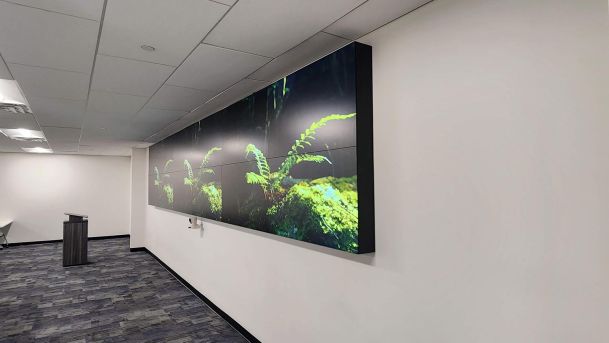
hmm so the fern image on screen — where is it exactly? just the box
[149,42,374,254]
[183,147,222,219]
[242,113,358,251]
[152,160,175,208]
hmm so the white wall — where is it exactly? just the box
[0,153,131,243]
[135,0,609,342]
[130,148,147,248]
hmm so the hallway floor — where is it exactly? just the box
[0,238,248,342]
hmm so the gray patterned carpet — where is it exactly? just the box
[0,238,249,343]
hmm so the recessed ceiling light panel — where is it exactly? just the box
[0,128,46,142]
[0,79,32,114]
[22,147,53,154]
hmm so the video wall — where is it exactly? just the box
[149,42,374,254]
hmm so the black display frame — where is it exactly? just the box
[354,43,375,254]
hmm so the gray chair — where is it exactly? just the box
[0,221,12,247]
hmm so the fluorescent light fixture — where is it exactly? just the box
[0,79,32,114]
[22,147,53,154]
[0,128,46,142]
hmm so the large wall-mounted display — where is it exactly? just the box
[149,42,374,254]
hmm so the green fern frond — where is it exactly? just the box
[277,154,331,181]
[201,183,222,214]
[246,172,268,186]
[163,184,174,205]
[282,77,288,96]
[242,114,354,200]
[245,144,270,179]
[288,113,355,155]
[154,167,161,187]
[163,160,173,172]
[200,147,221,169]
[184,160,194,180]
[200,168,215,175]
[296,154,331,164]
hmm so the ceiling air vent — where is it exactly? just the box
[0,79,32,114]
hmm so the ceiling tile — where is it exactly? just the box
[324,0,431,40]
[178,78,267,129]
[147,85,216,112]
[0,54,11,79]
[91,54,175,97]
[87,90,148,117]
[28,96,86,128]
[82,112,126,129]
[136,108,187,124]
[211,0,236,5]
[203,78,267,113]
[77,140,135,156]
[84,107,184,143]
[0,131,20,152]
[143,78,267,142]
[83,132,142,144]
[79,128,109,143]
[167,44,270,92]
[40,126,81,142]
[249,32,350,82]
[81,111,137,140]
[9,63,89,100]
[0,1,99,73]
[144,120,184,142]
[48,141,79,152]
[3,0,104,21]
[0,146,20,152]
[99,0,227,66]
[0,112,40,130]
[133,108,188,137]
[203,0,365,57]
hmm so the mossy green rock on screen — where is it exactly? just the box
[269,176,358,252]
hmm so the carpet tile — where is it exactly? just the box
[0,238,249,343]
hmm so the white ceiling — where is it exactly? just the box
[167,44,271,92]
[203,0,366,57]
[2,0,105,21]
[0,54,13,79]
[0,0,432,156]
